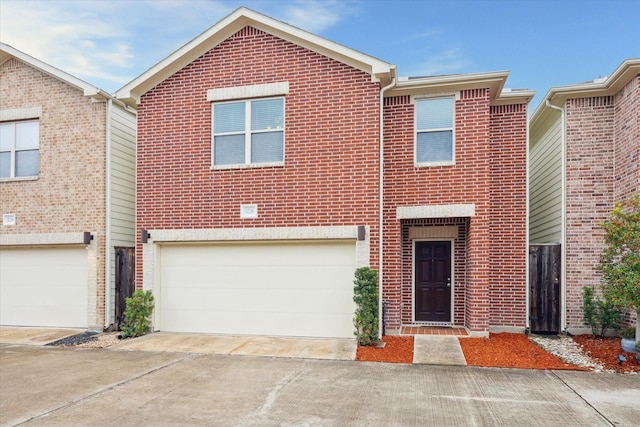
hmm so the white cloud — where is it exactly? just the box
[278,0,353,33]
[0,0,135,88]
[406,48,471,77]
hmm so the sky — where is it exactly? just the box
[1,0,639,113]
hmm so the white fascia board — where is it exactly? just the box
[492,89,536,106]
[115,7,395,107]
[531,58,640,124]
[388,71,509,101]
[0,42,104,99]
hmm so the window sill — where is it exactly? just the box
[0,176,39,183]
[415,161,455,168]
[211,162,284,171]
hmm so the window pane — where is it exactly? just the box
[251,99,283,131]
[417,131,452,163]
[0,152,9,177]
[214,103,245,133]
[15,121,39,150]
[0,124,12,151]
[416,98,453,130]
[251,132,283,163]
[214,134,245,165]
[15,149,39,176]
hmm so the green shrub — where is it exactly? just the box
[620,327,636,339]
[353,267,379,346]
[120,290,155,338]
[582,286,623,336]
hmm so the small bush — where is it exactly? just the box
[583,286,623,336]
[353,267,378,346]
[120,290,155,338]
[620,327,636,339]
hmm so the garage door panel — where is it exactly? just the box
[0,247,88,328]
[160,309,354,338]
[159,241,357,338]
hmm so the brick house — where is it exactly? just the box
[529,58,639,334]
[117,8,532,338]
[0,43,136,331]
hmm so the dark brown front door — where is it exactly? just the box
[415,241,452,322]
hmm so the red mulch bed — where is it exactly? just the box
[573,335,640,373]
[356,332,640,372]
[459,333,586,370]
[356,336,414,363]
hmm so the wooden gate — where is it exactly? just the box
[115,247,135,331]
[529,244,561,334]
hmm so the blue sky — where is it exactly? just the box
[1,0,638,112]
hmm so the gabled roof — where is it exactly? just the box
[0,42,108,100]
[116,7,396,107]
[388,71,535,106]
[531,58,640,127]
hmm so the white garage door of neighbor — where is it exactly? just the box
[0,246,88,328]
[158,240,357,338]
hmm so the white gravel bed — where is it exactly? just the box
[529,334,607,372]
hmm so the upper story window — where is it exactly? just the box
[415,97,455,166]
[0,120,40,179]
[212,97,284,167]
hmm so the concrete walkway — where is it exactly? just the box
[0,327,467,365]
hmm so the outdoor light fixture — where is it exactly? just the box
[141,229,150,243]
[357,225,366,241]
[83,232,94,245]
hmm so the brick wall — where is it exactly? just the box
[136,27,381,284]
[564,96,615,330]
[382,90,527,332]
[613,75,639,201]
[489,104,528,327]
[0,58,107,324]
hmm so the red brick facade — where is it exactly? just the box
[381,91,528,333]
[134,23,530,335]
[136,27,381,283]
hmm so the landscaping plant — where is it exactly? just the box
[353,267,379,346]
[120,290,155,338]
[599,193,640,343]
[582,286,623,337]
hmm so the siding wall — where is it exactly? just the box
[107,102,136,324]
[529,110,563,243]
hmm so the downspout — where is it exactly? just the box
[104,98,113,330]
[546,100,566,333]
[379,77,396,340]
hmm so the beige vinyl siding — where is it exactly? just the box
[530,111,562,243]
[107,103,136,323]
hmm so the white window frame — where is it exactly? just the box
[211,97,285,169]
[0,119,40,180]
[414,96,455,167]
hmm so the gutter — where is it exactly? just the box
[546,100,566,333]
[379,77,396,340]
[104,98,113,330]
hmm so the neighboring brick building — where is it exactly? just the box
[0,43,136,331]
[117,8,532,338]
[530,58,639,334]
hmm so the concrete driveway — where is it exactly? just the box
[2,344,639,426]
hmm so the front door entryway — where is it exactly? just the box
[415,241,452,322]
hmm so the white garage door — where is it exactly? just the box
[158,240,357,338]
[0,246,88,328]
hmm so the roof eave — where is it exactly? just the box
[531,58,640,124]
[0,42,106,100]
[387,71,509,100]
[115,7,395,107]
